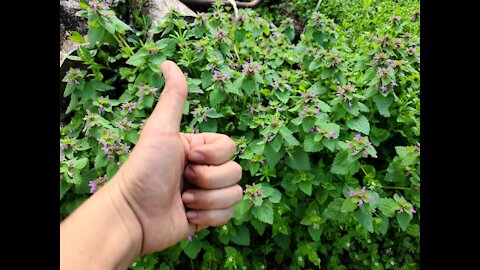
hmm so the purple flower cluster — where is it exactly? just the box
[97,130,131,159]
[65,68,82,85]
[348,186,375,206]
[120,100,138,114]
[88,174,108,194]
[188,233,199,242]
[348,134,373,158]
[114,117,133,131]
[243,182,265,207]
[215,28,228,43]
[137,85,159,100]
[212,69,231,83]
[88,0,109,14]
[242,57,260,75]
[192,104,208,123]
[336,83,356,108]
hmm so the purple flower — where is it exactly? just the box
[259,160,265,165]
[358,199,364,206]
[284,84,291,89]
[88,181,97,193]
[311,126,320,133]
[328,131,336,138]
[381,84,388,93]
[377,67,384,77]
[258,189,263,194]
[248,196,252,202]
[349,190,356,196]
[349,101,353,108]
[366,141,372,146]
[398,208,404,213]
[303,106,308,111]
[411,209,416,214]
[368,196,375,201]
[314,108,320,114]
[188,235,193,241]
[354,134,361,140]
[361,186,366,193]
[99,2,109,9]
[68,172,74,178]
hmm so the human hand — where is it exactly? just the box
[112,60,243,255]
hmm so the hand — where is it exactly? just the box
[113,60,243,255]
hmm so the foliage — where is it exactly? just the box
[60,0,420,268]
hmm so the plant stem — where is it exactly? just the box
[381,185,411,190]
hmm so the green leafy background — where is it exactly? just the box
[60,0,420,269]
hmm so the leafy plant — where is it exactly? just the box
[60,0,420,268]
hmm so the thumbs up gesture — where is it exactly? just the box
[115,60,243,255]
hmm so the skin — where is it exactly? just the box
[60,61,243,269]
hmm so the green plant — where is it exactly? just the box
[60,0,420,268]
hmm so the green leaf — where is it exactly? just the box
[88,80,115,92]
[321,68,334,79]
[330,150,360,175]
[126,131,140,144]
[341,197,357,213]
[323,198,349,223]
[69,31,85,43]
[66,94,78,114]
[396,211,412,231]
[346,114,370,135]
[355,207,373,232]
[360,67,377,83]
[395,146,420,167]
[286,148,311,171]
[373,94,394,117]
[273,234,291,250]
[298,181,312,196]
[209,88,226,106]
[279,126,300,146]
[285,27,295,41]
[64,83,75,97]
[233,199,251,219]
[308,226,322,241]
[304,133,324,153]
[309,60,321,71]
[242,78,256,96]
[251,217,267,235]
[252,201,274,224]
[268,188,282,203]
[264,143,284,168]
[271,135,282,152]
[384,158,407,183]
[75,158,89,170]
[78,46,92,62]
[205,110,223,118]
[184,239,202,259]
[231,225,250,246]
[60,181,70,200]
[126,48,149,67]
[313,31,326,44]
[377,198,401,217]
[88,26,105,45]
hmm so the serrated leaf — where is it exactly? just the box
[242,78,256,96]
[264,143,284,168]
[395,146,420,167]
[330,150,360,175]
[209,88,226,106]
[286,148,311,171]
[88,26,105,45]
[355,208,373,232]
[273,234,291,250]
[126,48,149,67]
[304,133,324,152]
[279,126,300,146]
[126,131,140,144]
[234,199,251,219]
[184,239,202,259]
[231,225,250,246]
[66,94,78,114]
[69,31,85,43]
[75,158,89,170]
[396,211,412,231]
[360,67,377,83]
[308,226,322,241]
[373,94,394,117]
[321,68,334,79]
[384,158,407,183]
[251,217,266,235]
[205,110,223,118]
[341,197,357,213]
[298,181,312,195]
[323,198,349,223]
[252,201,274,224]
[268,188,282,203]
[309,60,321,71]
[377,198,401,217]
[346,114,370,135]
[60,181,70,200]
[271,135,282,152]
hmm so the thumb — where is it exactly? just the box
[148,60,188,134]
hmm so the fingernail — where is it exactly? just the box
[186,211,198,219]
[182,192,195,203]
[184,165,195,179]
[189,151,204,162]
[161,61,171,79]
